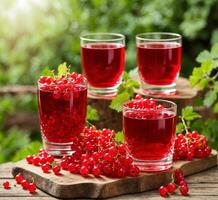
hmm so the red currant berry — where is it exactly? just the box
[52,165,61,175]
[167,182,176,193]
[179,184,189,196]
[15,173,24,184]
[46,155,55,164]
[21,180,30,190]
[26,155,34,164]
[159,185,168,197]
[32,156,40,166]
[92,165,101,177]
[128,165,140,177]
[80,165,89,176]
[28,183,37,193]
[3,181,10,189]
[41,164,51,173]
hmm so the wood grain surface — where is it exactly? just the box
[11,150,217,199]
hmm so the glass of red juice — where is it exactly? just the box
[80,33,125,97]
[37,73,87,156]
[136,32,182,95]
[123,96,177,172]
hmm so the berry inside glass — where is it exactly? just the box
[38,73,87,156]
[80,33,125,97]
[123,95,177,172]
[136,32,182,95]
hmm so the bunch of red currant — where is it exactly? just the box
[173,131,212,161]
[159,169,189,197]
[2,174,36,193]
[61,126,139,177]
[26,149,61,175]
[25,127,140,178]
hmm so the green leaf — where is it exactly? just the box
[203,90,217,107]
[211,43,218,59]
[115,131,124,143]
[189,67,203,87]
[57,62,68,77]
[126,79,140,90]
[86,105,99,121]
[213,103,218,113]
[176,122,184,133]
[194,96,204,106]
[196,50,211,63]
[123,71,130,81]
[181,106,201,121]
[12,141,42,161]
[109,92,131,112]
[198,79,209,90]
[41,67,54,77]
[201,60,213,74]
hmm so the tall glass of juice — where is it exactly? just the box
[37,72,87,156]
[123,96,177,172]
[80,33,125,98]
[136,32,182,95]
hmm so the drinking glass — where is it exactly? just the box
[136,32,182,95]
[123,99,177,172]
[80,33,125,97]
[37,75,87,156]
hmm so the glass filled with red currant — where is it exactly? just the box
[37,72,87,156]
[123,95,177,172]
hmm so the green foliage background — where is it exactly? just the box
[0,0,218,163]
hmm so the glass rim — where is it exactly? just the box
[136,32,182,42]
[123,98,177,112]
[80,33,125,42]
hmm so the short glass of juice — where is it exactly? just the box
[123,96,177,172]
[37,72,87,156]
[80,33,125,98]
[136,32,182,95]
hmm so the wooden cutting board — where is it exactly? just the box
[12,150,217,199]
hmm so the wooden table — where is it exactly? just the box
[1,162,218,200]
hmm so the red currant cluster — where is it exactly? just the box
[125,95,163,110]
[26,149,61,175]
[38,72,86,100]
[124,95,166,119]
[60,126,140,177]
[159,169,189,197]
[173,131,212,161]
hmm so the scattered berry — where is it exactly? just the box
[159,186,168,197]
[3,181,10,189]
[167,182,176,193]
[15,173,24,184]
[179,184,189,196]
[52,165,61,175]
[21,180,30,190]
[28,183,37,193]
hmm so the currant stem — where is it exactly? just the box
[86,120,95,127]
[180,116,189,135]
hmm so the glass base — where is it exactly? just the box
[88,84,120,98]
[43,141,73,157]
[133,156,173,172]
[142,82,176,96]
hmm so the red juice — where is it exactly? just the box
[137,42,182,85]
[38,86,87,144]
[123,111,176,160]
[81,43,125,88]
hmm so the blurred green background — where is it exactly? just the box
[0,0,218,163]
